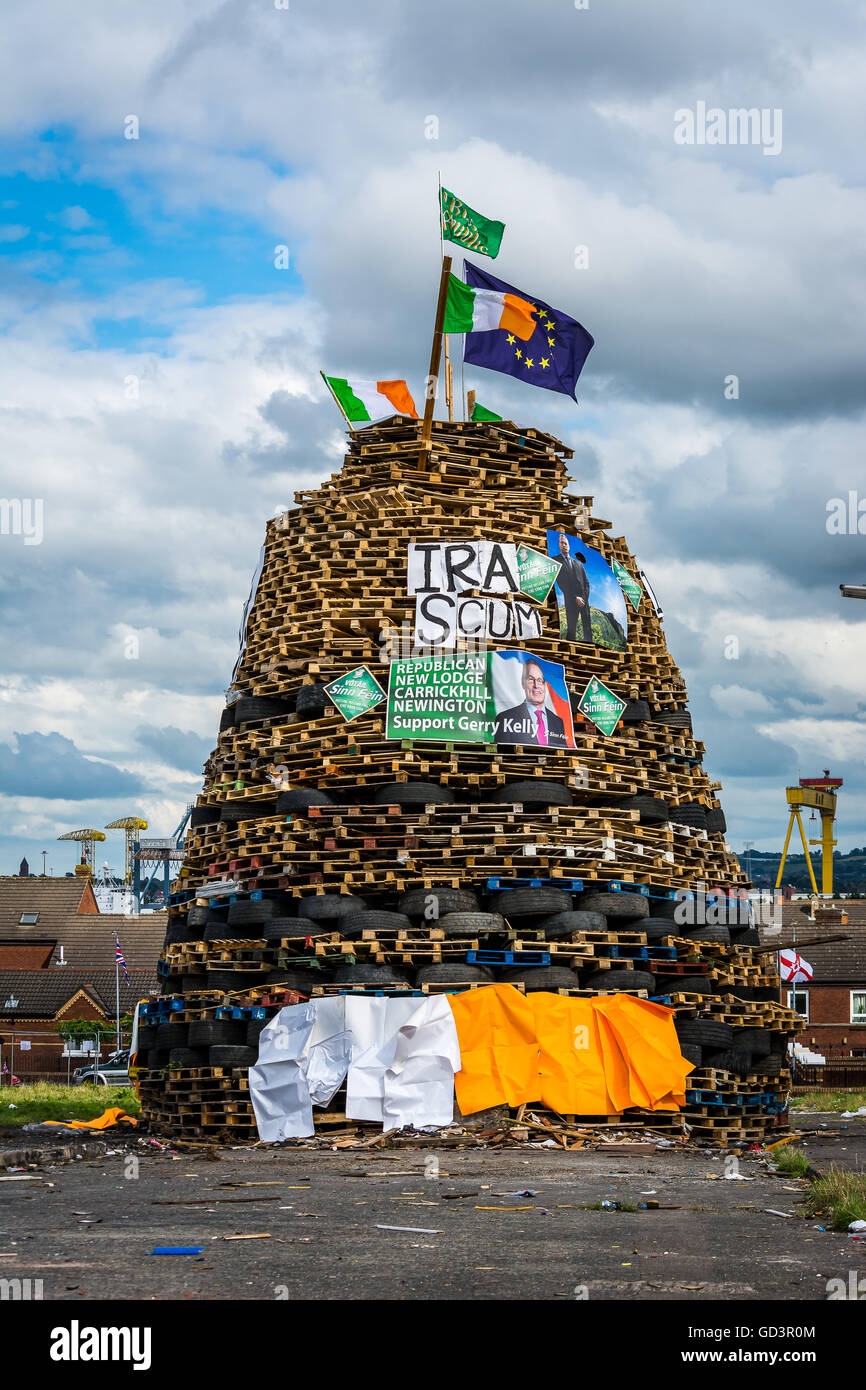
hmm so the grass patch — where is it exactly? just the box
[769,1146,811,1178]
[0,1081,140,1128]
[805,1168,866,1232]
[790,1090,866,1114]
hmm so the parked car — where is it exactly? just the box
[72,1051,131,1086]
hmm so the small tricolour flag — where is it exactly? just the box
[115,935,130,986]
[440,187,504,258]
[322,375,418,425]
[779,948,813,984]
[443,273,536,341]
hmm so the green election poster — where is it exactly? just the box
[516,544,561,604]
[386,653,496,743]
[576,675,626,737]
[611,558,643,612]
[324,665,386,722]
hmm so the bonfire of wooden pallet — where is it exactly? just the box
[138,417,801,1144]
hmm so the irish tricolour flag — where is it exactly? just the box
[443,273,536,341]
[323,375,418,424]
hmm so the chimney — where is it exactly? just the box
[18,857,29,877]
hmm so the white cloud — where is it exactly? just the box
[709,684,775,716]
[760,717,866,765]
[57,205,94,231]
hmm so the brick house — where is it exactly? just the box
[0,877,165,1081]
[762,902,866,1059]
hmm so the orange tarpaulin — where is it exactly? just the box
[448,984,539,1114]
[448,984,693,1116]
[594,994,691,1112]
[527,993,611,1115]
[43,1108,138,1131]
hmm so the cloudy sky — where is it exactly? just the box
[1,0,864,877]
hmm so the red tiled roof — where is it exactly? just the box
[0,876,97,929]
[0,970,158,1019]
[0,877,166,973]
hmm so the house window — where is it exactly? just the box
[18,912,38,925]
[787,989,809,1020]
[851,991,866,1025]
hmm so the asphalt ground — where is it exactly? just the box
[0,1114,863,1304]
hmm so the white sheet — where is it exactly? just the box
[344,996,425,1122]
[383,995,462,1131]
[248,995,462,1139]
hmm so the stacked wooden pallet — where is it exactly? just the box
[140,417,792,1144]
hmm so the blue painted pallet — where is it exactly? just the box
[607,944,678,961]
[468,949,550,966]
[603,881,651,897]
[168,890,196,906]
[485,877,584,891]
[686,1089,777,1105]
[141,998,184,1019]
[215,1004,269,1021]
[686,1092,770,1109]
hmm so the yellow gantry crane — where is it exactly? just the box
[105,817,149,884]
[57,828,107,877]
[775,770,843,898]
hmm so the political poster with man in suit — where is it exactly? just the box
[490,649,575,749]
[546,531,628,652]
[385,649,575,749]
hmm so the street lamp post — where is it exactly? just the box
[3,996,19,1085]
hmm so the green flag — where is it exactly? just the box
[440,187,504,258]
[470,402,502,422]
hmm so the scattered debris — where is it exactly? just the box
[375,1225,442,1234]
[149,1246,206,1255]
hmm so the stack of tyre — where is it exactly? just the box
[162,878,759,1000]
[673,1020,790,1080]
[190,760,730,835]
[136,1015,266,1073]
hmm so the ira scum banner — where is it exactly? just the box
[407,539,555,649]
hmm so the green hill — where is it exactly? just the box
[746,848,866,896]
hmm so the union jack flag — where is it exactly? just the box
[115,936,130,985]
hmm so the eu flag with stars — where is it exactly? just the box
[463,262,594,400]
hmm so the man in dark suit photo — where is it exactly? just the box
[555,532,593,642]
[493,660,569,747]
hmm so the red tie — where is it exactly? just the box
[535,709,547,745]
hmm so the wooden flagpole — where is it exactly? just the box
[467,389,476,420]
[319,370,356,432]
[420,254,452,452]
[438,173,454,421]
